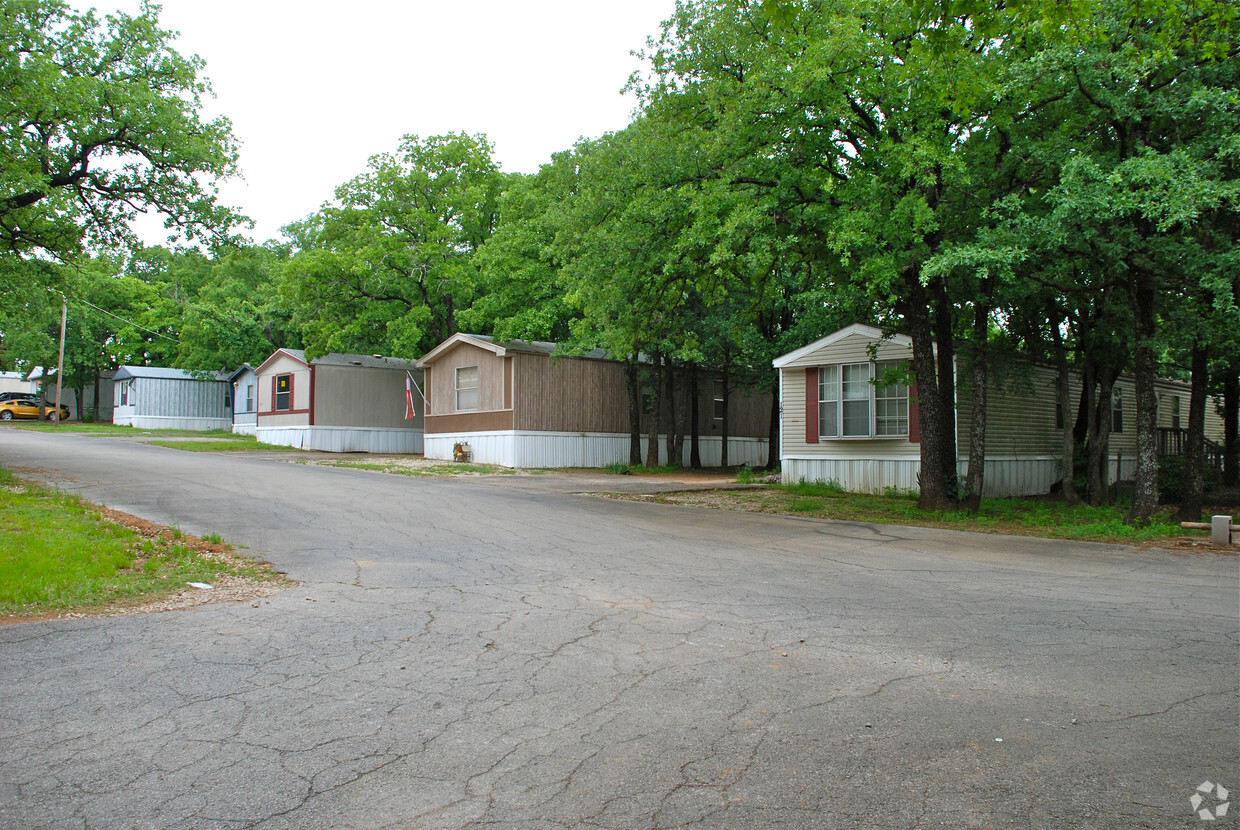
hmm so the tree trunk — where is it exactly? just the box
[766,387,779,472]
[1175,343,1209,522]
[932,278,959,500]
[1056,354,1080,504]
[626,359,642,466]
[1083,364,1111,506]
[665,357,682,467]
[689,362,702,470]
[1225,366,1238,487]
[1125,270,1159,525]
[645,355,661,468]
[901,276,955,512]
[720,365,731,470]
[961,292,991,512]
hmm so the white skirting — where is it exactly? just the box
[232,423,257,436]
[424,430,768,469]
[782,453,1134,498]
[113,414,232,431]
[255,425,424,454]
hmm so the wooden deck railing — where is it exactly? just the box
[1156,427,1224,470]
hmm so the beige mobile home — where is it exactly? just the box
[415,333,770,468]
[774,324,1225,497]
[254,349,424,453]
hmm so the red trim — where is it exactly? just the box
[908,382,921,443]
[309,365,316,426]
[805,367,819,444]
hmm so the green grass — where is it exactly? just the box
[0,468,283,617]
[10,422,239,437]
[619,476,1219,545]
[725,480,1206,543]
[603,462,683,475]
[147,435,302,452]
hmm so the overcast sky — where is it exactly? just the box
[87,0,678,245]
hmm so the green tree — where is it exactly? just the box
[0,0,242,263]
[282,133,502,359]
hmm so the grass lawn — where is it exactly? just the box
[0,468,287,619]
[621,477,1229,547]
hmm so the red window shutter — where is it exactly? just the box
[805,367,819,444]
[908,382,921,443]
[271,375,278,412]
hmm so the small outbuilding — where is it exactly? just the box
[253,349,424,453]
[415,333,770,468]
[773,323,1226,497]
[111,366,231,430]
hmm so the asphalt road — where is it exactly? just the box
[0,429,1237,829]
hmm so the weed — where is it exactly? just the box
[735,465,758,485]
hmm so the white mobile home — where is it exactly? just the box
[773,323,1224,497]
[112,366,231,430]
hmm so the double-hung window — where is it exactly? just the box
[817,361,909,439]
[274,374,291,411]
[456,366,479,411]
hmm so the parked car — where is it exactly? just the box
[0,398,69,421]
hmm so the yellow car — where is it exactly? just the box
[0,397,70,421]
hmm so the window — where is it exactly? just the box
[817,361,909,440]
[1111,389,1123,434]
[818,365,838,437]
[841,363,871,437]
[874,362,908,436]
[1171,395,1181,429]
[120,381,130,406]
[713,382,725,421]
[456,366,479,411]
[275,374,291,411]
[245,383,254,413]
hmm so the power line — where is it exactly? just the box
[69,295,182,344]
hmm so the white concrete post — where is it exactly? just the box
[1212,515,1232,546]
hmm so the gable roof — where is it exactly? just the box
[255,348,309,374]
[415,333,607,368]
[113,366,228,382]
[772,324,913,369]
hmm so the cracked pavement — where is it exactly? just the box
[1,430,1237,829]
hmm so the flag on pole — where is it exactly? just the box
[405,375,416,419]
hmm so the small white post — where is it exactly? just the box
[1212,515,1232,546]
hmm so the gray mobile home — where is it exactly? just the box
[112,366,231,430]
[253,349,424,453]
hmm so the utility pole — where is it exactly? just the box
[54,294,66,424]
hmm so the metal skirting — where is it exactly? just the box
[113,414,232,431]
[424,431,768,469]
[255,426,424,454]
[783,454,1135,497]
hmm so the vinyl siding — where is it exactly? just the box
[779,332,919,460]
[512,353,629,433]
[428,343,507,415]
[311,364,423,430]
[257,353,311,426]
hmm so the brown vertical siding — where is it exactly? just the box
[512,353,631,432]
[430,343,507,414]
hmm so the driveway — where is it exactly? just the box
[0,429,1236,829]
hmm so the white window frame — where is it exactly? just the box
[456,366,479,412]
[817,361,909,440]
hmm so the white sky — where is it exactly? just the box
[86,1,678,245]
